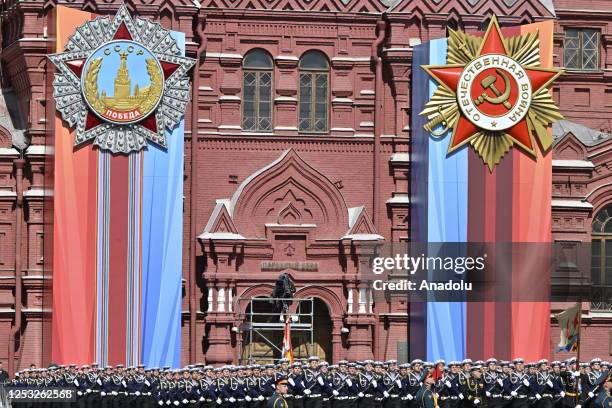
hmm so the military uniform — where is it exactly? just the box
[268,392,289,408]
[416,384,436,408]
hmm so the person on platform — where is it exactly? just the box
[268,377,289,408]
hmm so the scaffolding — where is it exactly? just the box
[240,297,314,365]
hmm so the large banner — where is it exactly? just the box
[50,6,193,367]
[410,18,560,361]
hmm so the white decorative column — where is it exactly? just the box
[218,287,226,312]
[207,288,214,312]
[228,288,233,312]
[358,287,367,314]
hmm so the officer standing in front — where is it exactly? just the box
[268,377,290,408]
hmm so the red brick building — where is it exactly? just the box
[0,0,610,372]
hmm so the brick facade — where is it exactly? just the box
[0,0,610,372]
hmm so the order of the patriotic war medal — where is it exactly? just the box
[420,16,563,170]
[48,5,195,154]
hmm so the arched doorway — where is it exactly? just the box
[291,298,333,362]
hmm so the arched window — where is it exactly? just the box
[242,49,273,132]
[592,204,612,311]
[298,51,329,133]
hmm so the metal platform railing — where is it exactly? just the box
[240,297,314,364]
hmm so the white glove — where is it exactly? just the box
[407,394,413,401]
[289,378,296,387]
[383,391,389,398]
[174,401,180,406]
[216,398,222,404]
[77,391,83,396]
[318,376,324,386]
[97,379,103,386]
[474,399,480,405]
[372,380,378,388]
[166,401,171,406]
[588,392,594,399]
[346,379,353,387]
[573,372,580,378]
[536,394,542,400]
[396,379,402,388]
[445,381,452,388]
[523,379,530,387]
[560,391,565,398]
[182,399,189,404]
[258,396,265,401]
[112,391,118,396]
[497,379,504,387]
[158,401,164,406]
[486,391,491,397]
[459,393,464,400]
[547,380,553,388]
[358,392,364,398]
[511,391,517,397]
[332,390,339,397]
[576,405,581,408]
[200,397,205,402]
[101,391,107,397]
[86,389,91,393]
[229,397,236,403]
[304,389,311,395]
[245,396,252,402]
[136,391,141,396]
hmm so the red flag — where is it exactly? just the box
[281,316,294,363]
[432,365,443,381]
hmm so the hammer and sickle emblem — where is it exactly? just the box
[474,68,512,110]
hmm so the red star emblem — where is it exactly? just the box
[421,16,563,170]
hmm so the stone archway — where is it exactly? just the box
[290,297,333,362]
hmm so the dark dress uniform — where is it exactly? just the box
[268,392,289,408]
[591,390,611,408]
[303,369,323,408]
[505,371,530,408]
[439,373,462,408]
[484,370,506,408]
[416,385,436,408]
[382,371,402,408]
[461,374,483,408]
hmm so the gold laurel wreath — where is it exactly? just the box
[421,29,563,170]
[83,56,163,118]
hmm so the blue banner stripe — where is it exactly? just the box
[409,41,431,361]
[425,38,467,362]
[140,31,185,368]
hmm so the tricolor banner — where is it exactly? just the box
[410,18,559,361]
[50,6,192,368]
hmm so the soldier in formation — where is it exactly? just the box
[2,357,610,408]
